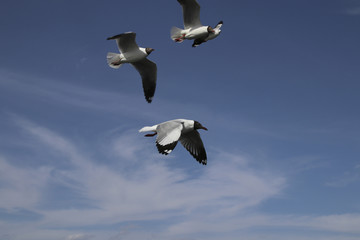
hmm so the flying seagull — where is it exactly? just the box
[107,32,157,103]
[139,119,208,165]
[171,0,223,47]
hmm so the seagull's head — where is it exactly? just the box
[207,26,215,33]
[194,121,208,131]
[145,48,155,55]
[215,21,223,33]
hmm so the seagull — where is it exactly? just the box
[107,32,157,103]
[192,21,223,47]
[139,119,208,165]
[170,0,223,47]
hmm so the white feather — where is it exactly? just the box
[158,127,182,146]
[139,126,157,132]
[171,26,186,42]
[106,52,122,69]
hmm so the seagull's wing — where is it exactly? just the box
[107,32,139,53]
[131,58,157,103]
[180,130,207,165]
[156,121,183,155]
[178,0,202,29]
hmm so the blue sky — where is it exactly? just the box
[1,0,360,239]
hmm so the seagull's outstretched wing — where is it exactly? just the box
[178,0,202,29]
[180,130,207,165]
[156,121,183,155]
[107,32,138,53]
[131,58,157,103]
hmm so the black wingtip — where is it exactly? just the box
[156,141,178,155]
[197,150,207,165]
[146,97,153,103]
[106,35,118,40]
[199,158,207,165]
[218,20,223,24]
[144,91,154,103]
[106,33,125,40]
[191,152,207,166]
[196,158,207,165]
[107,32,135,40]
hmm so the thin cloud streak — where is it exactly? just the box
[0,69,290,138]
[0,156,51,209]
[2,69,343,145]
[344,7,360,15]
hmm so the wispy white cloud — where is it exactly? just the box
[0,70,145,115]
[66,233,94,240]
[309,214,360,233]
[1,108,359,240]
[164,213,360,239]
[110,130,151,161]
[0,116,287,239]
[325,164,360,187]
[3,117,360,240]
[344,7,360,15]
[0,69,290,139]
[0,156,51,209]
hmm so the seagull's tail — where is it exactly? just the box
[139,126,156,133]
[107,52,123,69]
[171,26,185,43]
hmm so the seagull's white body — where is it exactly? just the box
[171,26,210,41]
[112,47,148,65]
[139,119,208,165]
[106,32,157,103]
[171,0,223,47]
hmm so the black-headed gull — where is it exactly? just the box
[107,32,157,103]
[171,0,223,47]
[139,119,208,165]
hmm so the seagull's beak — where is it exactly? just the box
[146,48,155,55]
[202,126,208,131]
